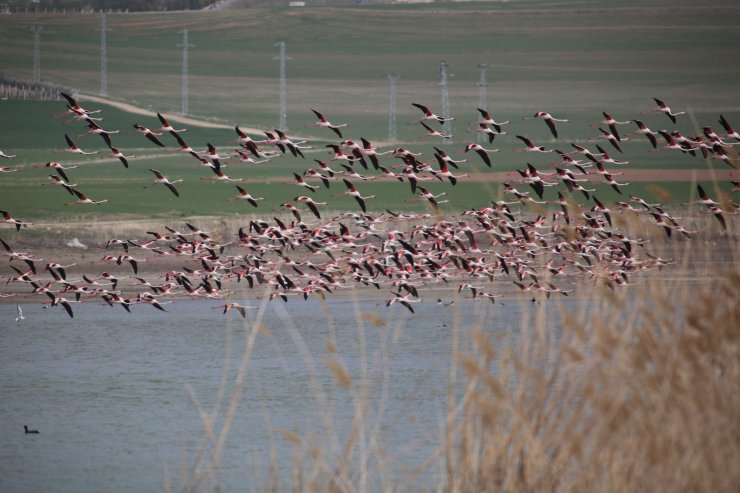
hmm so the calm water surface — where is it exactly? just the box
[0,295,569,492]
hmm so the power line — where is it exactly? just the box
[97,13,111,97]
[274,41,290,131]
[387,73,399,142]
[177,29,194,116]
[477,63,489,142]
[31,25,43,84]
[439,61,452,143]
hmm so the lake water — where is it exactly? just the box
[0,294,575,492]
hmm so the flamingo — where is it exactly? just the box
[434,161,469,186]
[419,121,452,139]
[464,143,498,167]
[708,143,738,169]
[326,144,355,163]
[56,134,98,155]
[642,97,686,124]
[591,127,625,153]
[432,146,467,169]
[35,161,78,183]
[202,160,243,182]
[411,103,453,124]
[294,195,326,219]
[342,179,375,213]
[293,172,319,193]
[275,129,307,158]
[213,302,251,318]
[473,123,505,143]
[108,146,133,168]
[525,111,569,138]
[416,186,448,211]
[46,174,77,195]
[307,109,347,138]
[514,135,553,153]
[0,165,18,173]
[132,124,165,147]
[0,149,17,159]
[631,120,658,148]
[475,108,510,132]
[65,189,109,206]
[1,210,31,230]
[78,119,119,147]
[229,185,264,207]
[157,112,187,134]
[602,173,629,194]
[385,291,422,313]
[148,169,182,197]
[718,114,740,142]
[302,168,331,188]
[169,133,202,160]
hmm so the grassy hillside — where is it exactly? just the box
[1,1,739,220]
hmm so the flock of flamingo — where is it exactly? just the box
[0,93,738,318]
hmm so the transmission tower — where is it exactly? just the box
[274,41,289,131]
[439,61,452,143]
[178,29,194,116]
[31,25,43,83]
[477,63,489,142]
[386,73,399,142]
[98,13,111,97]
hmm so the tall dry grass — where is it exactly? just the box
[175,230,739,493]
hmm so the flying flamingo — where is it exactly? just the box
[342,179,375,213]
[306,109,347,138]
[473,123,505,143]
[641,97,686,124]
[475,108,510,132]
[632,120,658,148]
[591,112,630,141]
[293,172,319,193]
[514,135,553,153]
[719,115,740,142]
[228,185,264,207]
[46,174,77,195]
[411,103,453,124]
[213,302,252,318]
[77,119,119,147]
[590,127,625,153]
[132,124,165,147]
[464,143,498,167]
[65,189,109,206]
[56,134,98,155]
[36,161,78,183]
[524,111,569,138]
[202,161,243,182]
[107,146,133,168]
[1,210,31,230]
[157,112,187,135]
[147,169,183,197]
[294,195,326,219]
[419,121,452,139]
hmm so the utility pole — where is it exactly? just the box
[386,73,399,142]
[98,13,111,97]
[439,61,452,143]
[274,41,289,131]
[477,63,489,142]
[177,29,194,116]
[31,25,43,84]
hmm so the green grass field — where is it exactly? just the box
[1,1,739,220]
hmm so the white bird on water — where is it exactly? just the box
[15,305,25,322]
